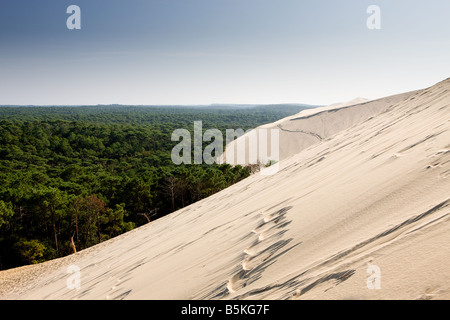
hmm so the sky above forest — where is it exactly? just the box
[1,0,450,105]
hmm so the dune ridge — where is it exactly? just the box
[219,90,420,165]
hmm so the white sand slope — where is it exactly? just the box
[1,78,450,300]
[218,92,419,165]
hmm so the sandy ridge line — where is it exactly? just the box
[276,124,323,141]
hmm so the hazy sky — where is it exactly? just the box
[1,0,450,105]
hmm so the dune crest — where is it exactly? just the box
[219,91,420,166]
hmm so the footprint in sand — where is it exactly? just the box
[226,206,293,293]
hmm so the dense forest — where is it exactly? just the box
[0,104,313,269]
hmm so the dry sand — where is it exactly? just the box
[218,91,420,165]
[1,78,449,300]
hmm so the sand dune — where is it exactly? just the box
[219,91,419,165]
[1,78,449,300]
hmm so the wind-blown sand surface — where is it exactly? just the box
[1,78,449,300]
[218,92,419,165]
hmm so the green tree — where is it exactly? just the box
[33,187,69,257]
[14,239,46,265]
[0,200,14,228]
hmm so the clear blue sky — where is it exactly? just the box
[1,0,449,105]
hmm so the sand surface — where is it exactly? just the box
[219,92,420,165]
[1,79,449,300]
